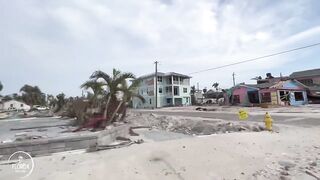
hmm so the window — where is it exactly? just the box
[174,87,179,95]
[173,76,179,81]
[261,92,271,103]
[149,99,152,104]
[166,98,171,104]
[180,77,183,82]
[294,92,304,101]
[159,87,162,93]
[20,104,24,107]
[157,76,162,82]
[183,88,187,93]
[233,95,240,104]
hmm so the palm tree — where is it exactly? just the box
[80,80,105,109]
[110,79,145,122]
[89,69,136,121]
[212,82,219,91]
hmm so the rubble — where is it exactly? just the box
[127,113,266,136]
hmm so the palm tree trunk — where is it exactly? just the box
[103,95,111,119]
[120,106,127,121]
[110,101,123,123]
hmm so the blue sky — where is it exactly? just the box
[0,0,320,96]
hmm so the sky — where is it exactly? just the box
[1,0,320,96]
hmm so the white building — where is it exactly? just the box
[132,72,192,108]
[1,100,31,111]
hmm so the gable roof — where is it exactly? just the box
[290,68,320,78]
[245,82,276,89]
[270,79,307,90]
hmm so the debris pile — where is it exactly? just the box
[127,113,265,136]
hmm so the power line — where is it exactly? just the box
[189,42,320,75]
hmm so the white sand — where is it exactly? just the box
[1,124,319,180]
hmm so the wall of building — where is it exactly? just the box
[232,86,248,105]
[288,91,308,106]
[2,100,30,111]
[132,75,191,108]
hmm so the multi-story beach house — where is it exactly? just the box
[132,72,192,108]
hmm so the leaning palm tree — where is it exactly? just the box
[89,69,136,122]
[109,79,145,122]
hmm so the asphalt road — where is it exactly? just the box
[133,110,320,127]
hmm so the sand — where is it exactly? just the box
[1,122,319,180]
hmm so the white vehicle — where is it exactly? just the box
[32,105,49,111]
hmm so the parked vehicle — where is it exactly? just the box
[32,105,49,111]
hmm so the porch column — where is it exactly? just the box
[172,75,175,106]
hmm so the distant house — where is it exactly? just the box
[290,68,320,102]
[230,84,260,106]
[132,72,192,108]
[229,80,308,106]
[258,80,308,106]
[1,100,31,111]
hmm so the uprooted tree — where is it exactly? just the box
[74,68,145,130]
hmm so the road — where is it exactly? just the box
[132,109,320,127]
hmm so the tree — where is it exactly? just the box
[80,80,105,109]
[212,82,220,91]
[203,87,207,94]
[190,85,196,95]
[20,85,46,106]
[56,93,66,107]
[89,69,135,122]
[47,94,57,108]
[110,79,145,122]
[0,81,3,92]
[190,85,196,105]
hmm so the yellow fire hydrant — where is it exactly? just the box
[264,112,273,131]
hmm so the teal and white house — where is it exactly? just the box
[132,72,192,108]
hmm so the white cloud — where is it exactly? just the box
[0,0,320,95]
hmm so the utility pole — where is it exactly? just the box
[154,61,158,108]
[232,72,236,87]
[197,82,199,91]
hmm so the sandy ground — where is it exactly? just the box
[1,122,319,180]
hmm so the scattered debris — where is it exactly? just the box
[305,170,320,179]
[87,139,144,152]
[127,113,266,136]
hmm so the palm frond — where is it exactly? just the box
[90,70,111,82]
[132,94,146,103]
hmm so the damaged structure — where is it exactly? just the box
[229,79,308,106]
